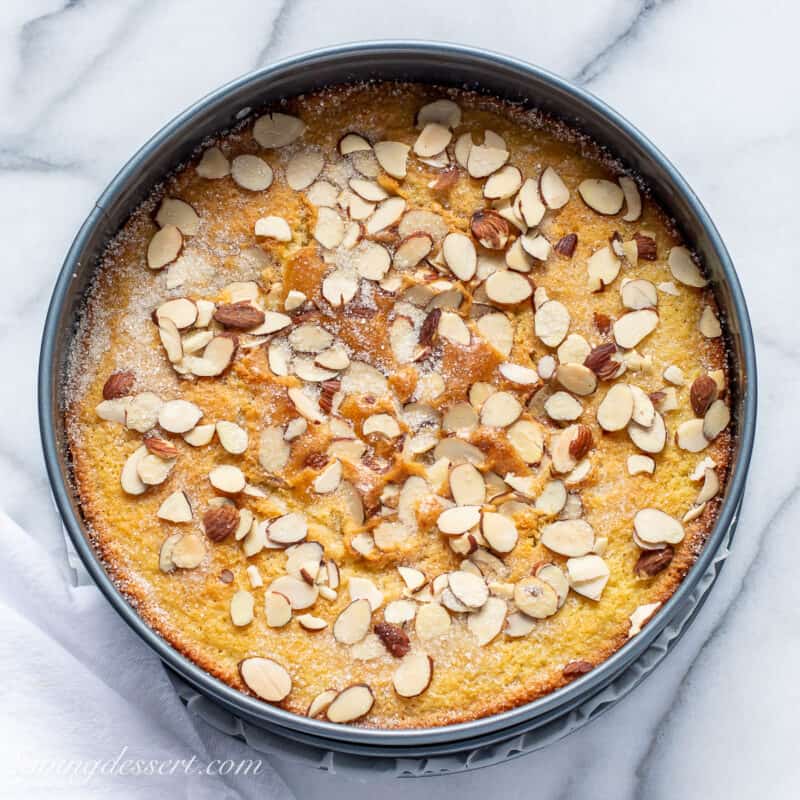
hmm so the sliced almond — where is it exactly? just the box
[484,165,522,200]
[630,385,656,426]
[253,112,304,148]
[209,464,245,494]
[555,363,597,396]
[535,480,567,516]
[476,312,513,357]
[156,198,200,235]
[499,362,540,386]
[567,555,610,600]
[578,179,624,215]
[398,566,426,594]
[183,423,215,447]
[520,233,551,261]
[339,132,372,155]
[230,590,255,626]
[231,155,273,191]
[417,99,461,128]
[393,653,433,698]
[467,596,507,645]
[296,613,326,631]
[627,411,667,454]
[448,570,489,609]
[676,418,709,452]
[255,215,292,241]
[268,512,308,545]
[147,225,182,270]
[699,306,722,338]
[170,533,206,568]
[158,317,182,364]
[587,246,621,291]
[535,300,570,347]
[668,246,707,288]
[326,684,374,723]
[437,310,471,346]
[288,387,326,423]
[619,176,642,221]
[535,563,570,608]
[373,141,409,179]
[480,391,522,427]
[196,146,230,179]
[393,233,433,270]
[216,421,248,455]
[505,611,537,638]
[312,460,342,494]
[539,166,570,209]
[414,122,452,157]
[157,490,192,522]
[268,575,318,610]
[158,400,202,434]
[190,335,236,376]
[442,232,477,281]
[157,297,198,330]
[481,512,518,554]
[239,657,291,702]
[628,454,655,475]
[597,383,634,431]
[545,391,583,422]
[366,196,405,235]
[449,463,486,506]
[121,446,148,495]
[286,150,324,190]
[621,279,657,310]
[485,270,532,305]
[507,419,545,464]
[137,453,174,485]
[540,519,594,557]
[467,145,509,178]
[516,178,546,227]
[333,598,372,644]
[437,505,481,535]
[634,508,685,545]
[703,400,730,441]
[613,309,659,349]
[314,207,345,249]
[514,576,558,619]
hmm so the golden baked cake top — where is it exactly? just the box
[67,83,732,728]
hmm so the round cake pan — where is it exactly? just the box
[39,41,757,753]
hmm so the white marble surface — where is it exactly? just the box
[1,0,798,797]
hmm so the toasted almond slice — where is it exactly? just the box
[417,98,461,128]
[253,112,304,148]
[538,355,557,380]
[268,512,308,545]
[437,505,481,535]
[663,365,685,386]
[196,146,230,179]
[476,312,513,357]
[627,411,666,454]
[338,132,371,155]
[285,150,323,190]
[621,278,657,310]
[398,566,426,593]
[231,155,273,191]
[485,270,532,305]
[350,241,390,281]
[313,206,345,249]
[557,334,591,366]
[484,165,523,200]
[315,346,350,371]
[307,689,338,719]
[137,452,174,485]
[333,598,372,644]
[263,591,292,628]
[259,426,290,473]
[703,400,730,441]
[535,480,568,516]
[121,446,148,495]
[634,508,685,545]
[505,238,533,273]
[284,289,307,312]
[230,590,255,626]
[534,300,570,347]
[288,388,325,423]
[539,166,570,209]
[157,490,192,523]
[587,246,621,291]
[507,419,545,464]
[158,317,182,364]
[465,596,506,645]
[393,233,433,270]
[147,225,182,270]
[181,329,213,355]
[286,541,324,577]
[326,684,374,723]
[541,519,595,557]
[699,306,722,338]
[696,467,720,505]
[467,145,509,178]
[348,576,383,610]
[627,454,656,476]
[535,563,570,608]
[347,178,387,204]
[448,570,489,609]
[520,233,551,261]
[294,357,337,382]
[156,297,198,330]
[505,611,537,637]
[158,400,202,434]
[239,657,291,702]
[578,179,624,214]
[629,385,655,426]
[268,575,318,610]
[363,413,401,439]
[254,215,292,241]
[215,421,248,455]
[517,178,546,227]
[374,141,410,179]
[499,362,539,386]
[209,464,245,494]
[158,533,182,573]
[481,512,518,554]
[669,246,707,288]
[480,391,522,427]
[449,463,486,506]
[156,197,199,236]
[366,196,405,235]
[454,132,473,166]
[567,555,610,600]
[597,383,634,431]
[295,613,326,631]
[676,418,709,452]
[414,122,452,157]
[288,323,333,354]
[313,460,342,494]
[433,437,485,466]
[392,653,433,697]
[183,423,215,447]
[170,532,206,569]
[191,335,236,376]
[618,176,642,221]
[514,576,558,619]
[442,232,477,281]
[544,391,583,422]
[555,363,597,396]
[613,309,659,349]
[437,310,471,346]
[384,599,417,624]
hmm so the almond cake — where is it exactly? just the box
[66,83,733,728]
